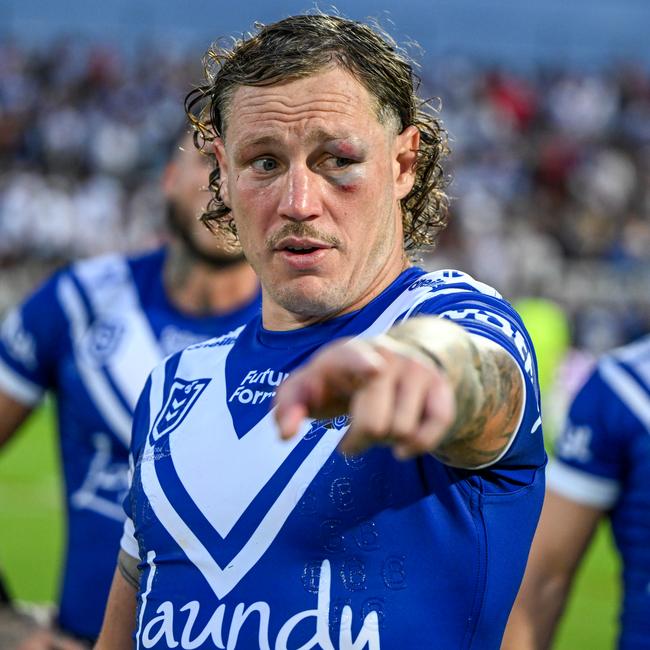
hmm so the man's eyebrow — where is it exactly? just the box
[306,129,364,147]
[233,130,365,157]
[236,135,282,151]
[242,130,359,146]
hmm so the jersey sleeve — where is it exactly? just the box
[0,271,68,405]
[548,361,628,509]
[409,281,544,475]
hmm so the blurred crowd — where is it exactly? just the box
[423,57,650,352]
[2,36,650,352]
[0,38,196,311]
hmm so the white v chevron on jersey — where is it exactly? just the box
[141,337,351,600]
[137,272,500,600]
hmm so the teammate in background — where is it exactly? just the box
[502,336,650,649]
[0,132,260,647]
[97,15,545,649]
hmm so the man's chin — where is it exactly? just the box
[269,277,344,320]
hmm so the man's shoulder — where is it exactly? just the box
[558,340,650,461]
[586,336,650,427]
[375,267,507,329]
[184,325,247,354]
[66,249,163,316]
[69,251,133,293]
[400,268,521,336]
[154,324,248,379]
[405,267,503,299]
[132,326,247,450]
[606,335,650,381]
[71,247,165,283]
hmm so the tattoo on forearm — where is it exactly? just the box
[388,317,524,468]
[436,337,523,467]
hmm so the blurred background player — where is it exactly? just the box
[0,131,260,647]
[502,334,650,649]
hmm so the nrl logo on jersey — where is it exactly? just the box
[151,378,211,442]
[81,317,126,365]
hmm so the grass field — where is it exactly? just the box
[0,402,620,648]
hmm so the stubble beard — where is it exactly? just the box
[263,208,399,322]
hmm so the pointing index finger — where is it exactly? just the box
[274,339,386,440]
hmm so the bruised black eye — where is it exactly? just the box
[322,156,354,171]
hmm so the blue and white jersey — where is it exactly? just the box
[122,266,545,650]
[549,336,650,649]
[0,248,260,640]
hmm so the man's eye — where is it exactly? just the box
[251,158,277,172]
[323,156,354,170]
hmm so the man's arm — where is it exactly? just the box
[501,490,603,650]
[94,568,137,650]
[275,315,525,468]
[0,391,34,448]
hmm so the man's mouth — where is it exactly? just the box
[273,237,334,268]
[284,245,320,254]
[275,237,333,254]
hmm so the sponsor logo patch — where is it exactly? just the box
[229,368,289,406]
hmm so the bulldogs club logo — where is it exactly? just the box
[151,377,211,442]
[81,318,126,365]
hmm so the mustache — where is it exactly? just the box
[266,223,342,250]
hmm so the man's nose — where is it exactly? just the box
[278,164,321,221]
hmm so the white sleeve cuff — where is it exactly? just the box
[120,516,139,559]
[547,458,620,509]
[0,356,44,406]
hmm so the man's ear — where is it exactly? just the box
[213,138,230,207]
[393,125,420,201]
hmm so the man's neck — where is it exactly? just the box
[163,244,258,317]
[262,251,411,331]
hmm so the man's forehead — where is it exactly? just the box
[223,67,382,136]
[232,128,367,149]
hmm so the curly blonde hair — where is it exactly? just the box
[186,13,450,250]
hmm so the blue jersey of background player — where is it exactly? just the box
[0,132,260,645]
[504,337,650,649]
[97,15,546,650]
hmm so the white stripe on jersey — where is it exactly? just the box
[600,356,650,433]
[73,255,163,409]
[612,336,650,393]
[136,551,157,650]
[547,458,620,509]
[120,516,139,559]
[0,354,43,405]
[57,275,132,446]
[141,346,348,600]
